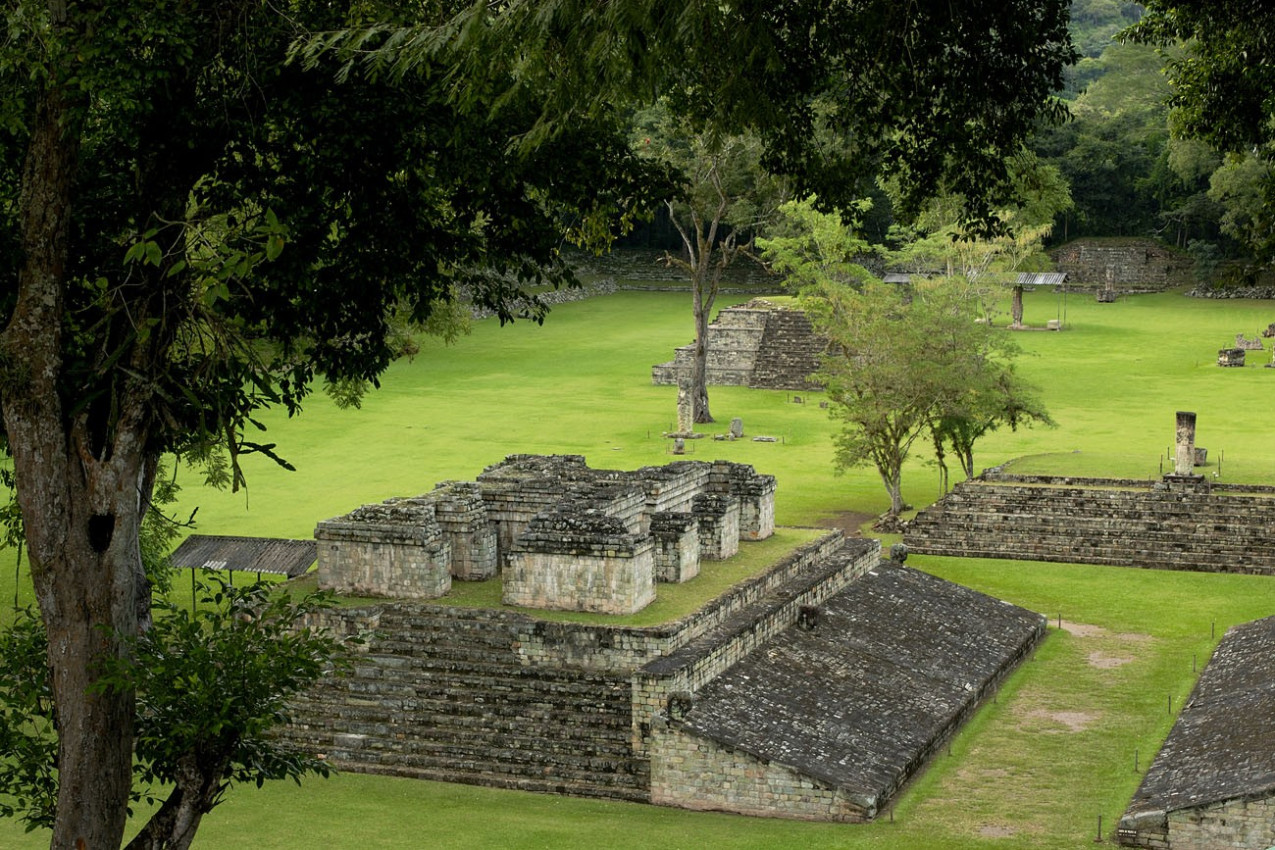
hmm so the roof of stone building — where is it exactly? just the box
[170,534,317,577]
[1122,615,1275,823]
[675,562,1044,799]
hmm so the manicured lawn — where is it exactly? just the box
[5,283,1275,849]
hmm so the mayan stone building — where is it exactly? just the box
[651,299,824,391]
[1118,615,1275,850]
[315,454,776,614]
[286,455,1047,823]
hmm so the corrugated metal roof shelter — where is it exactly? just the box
[1016,272,1068,287]
[170,535,316,580]
[882,273,912,284]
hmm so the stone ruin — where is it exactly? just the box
[1235,332,1265,351]
[314,455,776,615]
[651,299,824,391]
[1218,347,1246,367]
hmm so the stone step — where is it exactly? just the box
[329,759,650,802]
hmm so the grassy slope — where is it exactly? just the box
[5,285,1275,848]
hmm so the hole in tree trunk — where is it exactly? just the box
[88,513,115,553]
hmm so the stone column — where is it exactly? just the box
[1175,411,1197,476]
[676,377,694,435]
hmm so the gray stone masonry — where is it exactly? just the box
[693,494,741,560]
[649,512,699,583]
[1050,239,1191,292]
[1119,615,1275,849]
[709,460,777,540]
[423,482,498,580]
[906,474,1275,576]
[505,504,656,614]
[280,532,859,804]
[315,500,452,600]
[652,299,824,391]
[650,562,1046,821]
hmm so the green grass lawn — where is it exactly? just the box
[5,283,1275,848]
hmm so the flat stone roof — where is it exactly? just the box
[675,562,1045,801]
[1121,615,1275,829]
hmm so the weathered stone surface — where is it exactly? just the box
[693,494,741,560]
[652,299,824,391]
[649,512,699,583]
[315,500,452,600]
[1118,615,1275,849]
[505,504,656,614]
[907,474,1275,576]
[651,562,1045,821]
[1050,238,1191,292]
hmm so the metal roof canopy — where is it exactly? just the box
[1016,272,1068,286]
[882,273,913,284]
[170,535,316,579]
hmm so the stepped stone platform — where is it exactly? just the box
[906,474,1275,575]
[651,299,824,391]
[650,562,1046,821]
[1118,615,1275,849]
[281,533,1045,821]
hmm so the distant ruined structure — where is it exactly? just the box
[1050,238,1192,293]
[651,299,824,391]
[282,455,1045,822]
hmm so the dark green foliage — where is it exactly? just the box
[0,582,354,841]
[1127,1,1275,259]
[310,0,1078,235]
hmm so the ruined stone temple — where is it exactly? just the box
[1118,616,1275,850]
[1049,238,1192,293]
[278,455,1046,822]
[651,299,825,391]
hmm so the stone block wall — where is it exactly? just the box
[315,500,452,600]
[693,494,741,560]
[906,475,1275,575]
[505,510,656,614]
[423,482,498,580]
[650,512,699,583]
[709,460,776,540]
[651,728,870,822]
[1050,238,1192,292]
[1166,797,1275,850]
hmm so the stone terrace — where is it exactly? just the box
[1118,616,1275,849]
[651,562,1046,821]
[906,474,1275,575]
[651,299,824,391]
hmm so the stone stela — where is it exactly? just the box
[314,454,777,615]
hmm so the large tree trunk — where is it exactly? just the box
[690,266,714,424]
[2,51,148,850]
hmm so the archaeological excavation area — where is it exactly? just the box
[275,455,1046,822]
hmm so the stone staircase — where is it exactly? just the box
[907,478,1275,575]
[749,308,824,390]
[279,606,648,800]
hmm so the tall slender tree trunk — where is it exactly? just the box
[2,53,147,850]
[690,262,715,424]
[1011,284,1024,328]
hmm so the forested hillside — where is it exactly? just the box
[1036,1,1263,283]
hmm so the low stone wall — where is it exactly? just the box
[906,475,1275,575]
[315,501,452,599]
[1050,239,1191,292]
